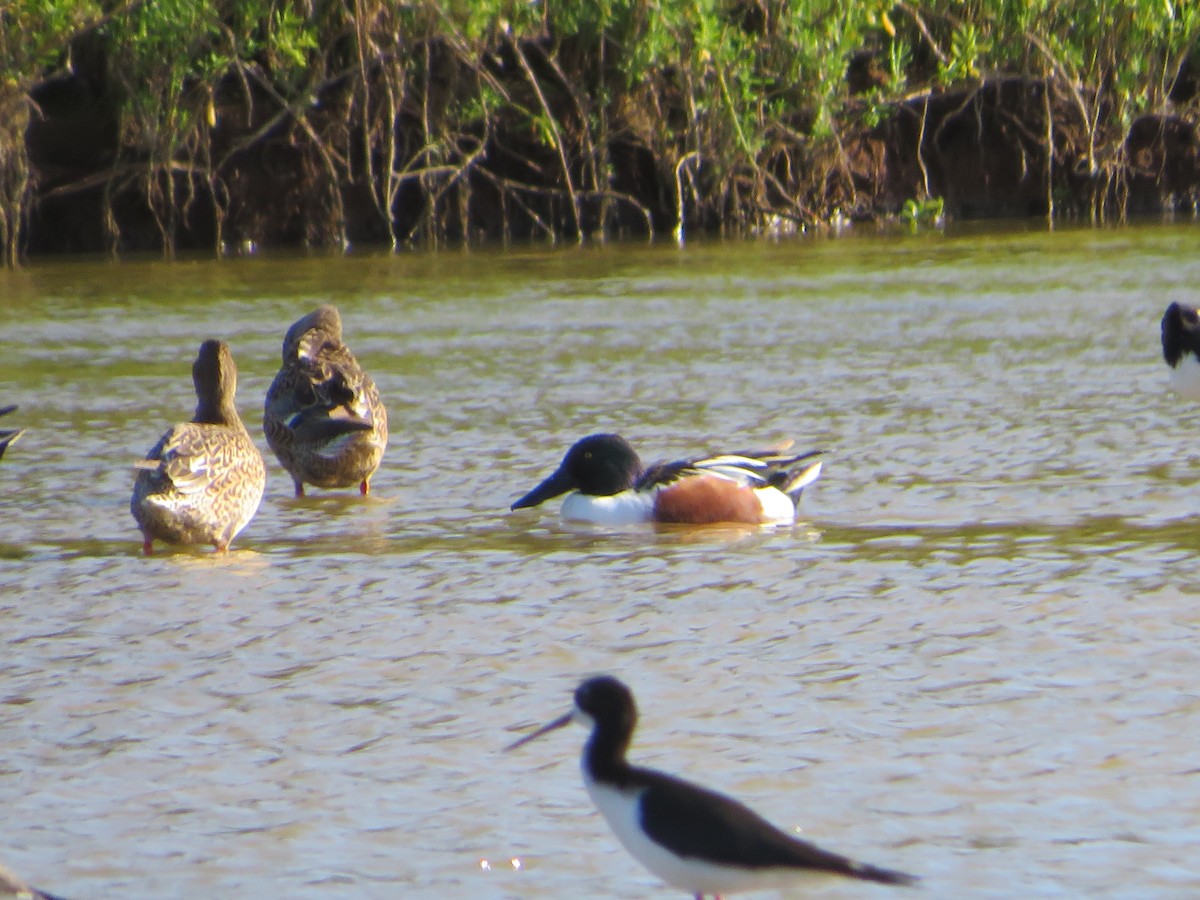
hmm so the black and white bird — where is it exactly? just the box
[510,433,822,527]
[507,676,918,899]
[1161,302,1200,402]
[0,405,24,460]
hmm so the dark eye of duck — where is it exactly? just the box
[1187,309,1200,325]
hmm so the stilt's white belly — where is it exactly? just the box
[1169,354,1200,402]
[583,776,811,896]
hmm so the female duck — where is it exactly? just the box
[131,340,266,554]
[263,305,388,497]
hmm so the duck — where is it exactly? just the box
[1161,301,1200,402]
[131,340,266,554]
[0,405,24,460]
[263,305,388,497]
[507,675,918,898]
[510,433,822,526]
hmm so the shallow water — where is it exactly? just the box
[2,223,1200,898]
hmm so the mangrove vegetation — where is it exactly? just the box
[1,1,1198,264]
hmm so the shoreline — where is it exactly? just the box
[5,5,1198,263]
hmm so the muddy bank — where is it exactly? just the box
[15,38,1200,259]
[850,77,1200,222]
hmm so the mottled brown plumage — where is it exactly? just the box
[131,340,266,554]
[263,305,388,497]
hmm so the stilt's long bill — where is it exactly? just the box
[506,676,918,899]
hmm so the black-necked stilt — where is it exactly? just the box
[1162,302,1200,402]
[0,405,23,460]
[506,676,918,898]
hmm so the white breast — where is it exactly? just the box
[1169,353,1200,403]
[560,490,655,526]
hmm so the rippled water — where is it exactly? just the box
[2,224,1199,898]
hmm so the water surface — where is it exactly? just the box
[2,224,1199,898]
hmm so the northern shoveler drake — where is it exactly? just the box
[263,304,388,497]
[510,433,822,526]
[506,676,918,898]
[1162,302,1200,402]
[0,405,24,460]
[131,340,266,554]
